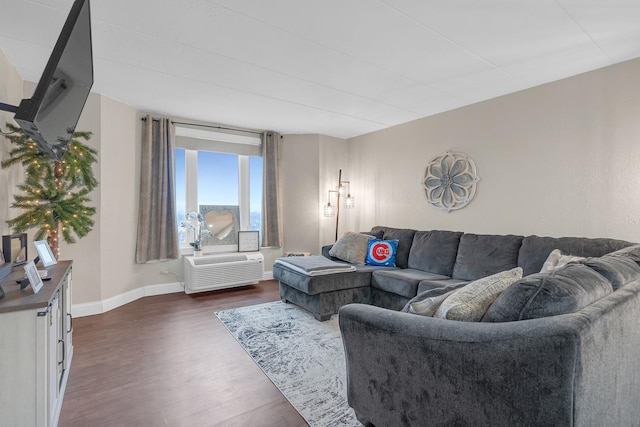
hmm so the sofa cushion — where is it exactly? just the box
[452,234,524,281]
[328,231,374,264]
[322,230,384,260]
[402,282,470,313]
[607,243,640,261]
[518,235,634,276]
[370,226,416,269]
[372,268,450,299]
[417,278,469,294]
[539,249,585,273]
[580,254,640,290]
[407,230,463,275]
[483,263,614,322]
[407,289,458,316]
[434,267,523,321]
[365,239,399,267]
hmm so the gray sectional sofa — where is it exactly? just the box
[274,226,633,319]
[273,226,640,426]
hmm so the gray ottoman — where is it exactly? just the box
[273,256,377,320]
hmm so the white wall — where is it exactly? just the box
[347,57,640,243]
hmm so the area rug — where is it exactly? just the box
[215,301,360,427]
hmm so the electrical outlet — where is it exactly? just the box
[160,270,170,275]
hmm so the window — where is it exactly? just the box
[174,126,262,252]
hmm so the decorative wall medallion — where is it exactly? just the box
[422,151,479,213]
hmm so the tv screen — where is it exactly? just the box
[14,0,93,160]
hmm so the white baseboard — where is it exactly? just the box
[72,272,274,317]
[73,281,184,317]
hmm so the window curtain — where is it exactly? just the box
[262,131,283,248]
[135,115,180,263]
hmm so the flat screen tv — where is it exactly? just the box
[13,0,93,160]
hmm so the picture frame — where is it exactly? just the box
[33,240,57,267]
[24,261,44,294]
[200,205,240,245]
[0,252,11,283]
[238,231,260,252]
[2,233,28,266]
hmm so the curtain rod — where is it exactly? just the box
[140,116,264,136]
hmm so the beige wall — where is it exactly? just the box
[4,49,640,309]
[347,57,640,242]
[281,134,321,254]
[0,50,186,306]
[58,90,103,304]
[319,135,350,247]
[1,45,284,306]
[0,48,25,237]
[98,97,140,298]
[280,134,350,254]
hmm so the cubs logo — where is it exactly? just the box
[369,241,393,263]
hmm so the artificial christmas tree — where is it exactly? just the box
[1,123,98,258]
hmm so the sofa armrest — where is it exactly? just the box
[339,304,583,426]
[321,245,333,259]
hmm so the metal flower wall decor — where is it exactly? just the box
[422,151,480,213]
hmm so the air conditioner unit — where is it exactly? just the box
[183,252,264,294]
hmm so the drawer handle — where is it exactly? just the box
[58,339,65,366]
[67,313,73,333]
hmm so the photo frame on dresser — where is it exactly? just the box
[24,261,44,294]
[2,233,28,266]
[33,240,57,267]
[0,249,11,283]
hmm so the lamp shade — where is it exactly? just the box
[324,203,336,217]
[344,195,355,208]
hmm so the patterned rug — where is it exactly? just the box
[215,301,360,427]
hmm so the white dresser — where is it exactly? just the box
[0,261,73,427]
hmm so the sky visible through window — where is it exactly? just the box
[197,151,238,205]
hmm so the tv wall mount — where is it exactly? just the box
[0,102,18,113]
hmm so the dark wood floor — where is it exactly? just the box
[59,280,308,427]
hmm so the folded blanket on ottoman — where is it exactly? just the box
[275,255,356,276]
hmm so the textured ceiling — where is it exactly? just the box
[1,0,640,138]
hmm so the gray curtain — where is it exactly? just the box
[262,131,283,248]
[135,115,180,263]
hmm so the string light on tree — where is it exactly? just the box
[1,123,98,258]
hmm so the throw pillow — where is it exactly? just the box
[580,254,640,290]
[483,264,613,322]
[365,239,399,267]
[403,282,470,313]
[408,288,459,316]
[434,267,523,321]
[540,249,585,273]
[606,244,640,264]
[328,231,374,264]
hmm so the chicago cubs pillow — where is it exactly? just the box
[365,239,399,267]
